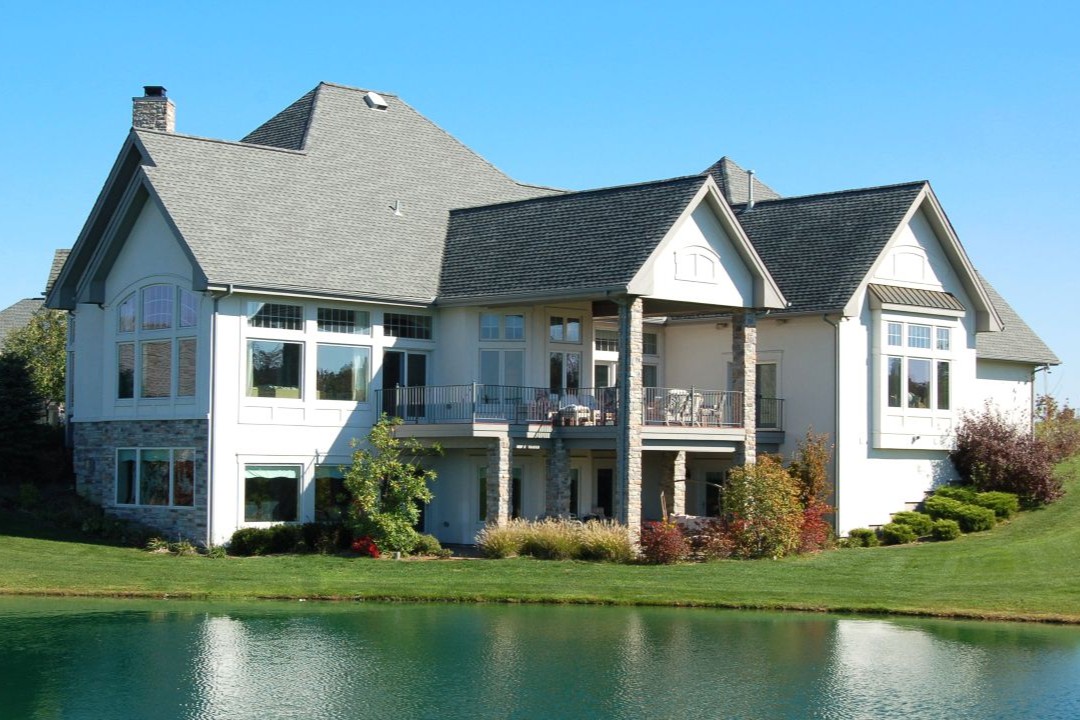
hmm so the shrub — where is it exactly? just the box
[931,518,962,541]
[691,519,736,560]
[227,525,306,556]
[880,522,918,545]
[476,520,527,558]
[973,491,1020,520]
[170,539,198,556]
[351,535,381,558]
[578,520,633,562]
[798,500,834,553]
[932,485,978,504]
[846,528,880,548]
[146,537,171,553]
[639,521,690,564]
[411,533,449,557]
[923,496,996,533]
[204,544,227,559]
[723,456,803,559]
[951,406,1061,506]
[890,511,934,537]
[301,522,351,554]
[788,429,833,507]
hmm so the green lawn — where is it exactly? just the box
[2,457,1078,623]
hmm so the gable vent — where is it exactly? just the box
[364,91,389,110]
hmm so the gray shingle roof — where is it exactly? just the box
[439,175,709,302]
[46,249,69,294]
[976,275,1059,365]
[703,157,781,205]
[734,182,926,313]
[0,298,44,346]
[137,82,557,303]
[240,88,317,150]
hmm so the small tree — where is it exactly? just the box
[787,430,835,553]
[1,308,67,412]
[722,455,803,559]
[343,415,440,553]
[1035,395,1080,463]
[0,354,43,484]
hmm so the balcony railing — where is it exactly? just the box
[375,385,782,430]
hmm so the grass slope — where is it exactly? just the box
[1,458,1078,622]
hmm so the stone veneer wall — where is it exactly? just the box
[73,419,209,544]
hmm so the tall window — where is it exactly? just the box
[116,448,194,507]
[550,352,581,392]
[114,285,199,400]
[884,320,952,411]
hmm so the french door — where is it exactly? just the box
[383,350,427,418]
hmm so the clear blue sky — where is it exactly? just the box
[2,1,1077,401]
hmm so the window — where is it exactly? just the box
[549,316,581,343]
[115,448,194,507]
[550,351,581,392]
[118,343,135,399]
[244,465,299,522]
[141,340,172,398]
[595,330,619,352]
[114,285,198,400]
[887,322,902,347]
[643,364,658,388]
[643,332,659,356]
[318,308,370,335]
[316,344,370,401]
[248,302,303,330]
[248,340,302,398]
[480,349,524,388]
[480,313,525,341]
[936,327,951,351]
[883,320,953,412]
[314,465,348,522]
[907,324,931,349]
[384,312,432,339]
[141,285,173,330]
[118,294,136,333]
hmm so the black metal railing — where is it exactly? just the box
[376,384,782,431]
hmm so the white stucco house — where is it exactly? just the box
[47,84,1058,547]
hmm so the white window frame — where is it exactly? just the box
[112,284,199,403]
[881,317,954,414]
[115,447,196,507]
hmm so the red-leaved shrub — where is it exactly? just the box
[951,406,1062,506]
[639,521,689,564]
[351,535,381,558]
[798,500,834,553]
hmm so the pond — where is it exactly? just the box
[2,597,1079,719]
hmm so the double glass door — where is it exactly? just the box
[383,351,427,418]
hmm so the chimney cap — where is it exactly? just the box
[143,85,167,98]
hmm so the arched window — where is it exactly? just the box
[115,285,199,401]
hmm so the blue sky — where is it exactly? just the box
[1,1,1077,401]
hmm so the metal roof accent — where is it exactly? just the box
[868,283,965,312]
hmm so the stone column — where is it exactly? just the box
[486,436,512,525]
[732,310,757,466]
[615,297,644,539]
[545,438,571,517]
[660,450,688,518]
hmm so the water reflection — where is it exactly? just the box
[0,598,1078,719]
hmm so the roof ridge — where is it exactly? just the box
[733,180,926,207]
[450,174,707,214]
[317,80,400,98]
[135,128,306,156]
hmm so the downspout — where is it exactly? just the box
[822,314,842,533]
[206,283,234,547]
[1031,364,1049,435]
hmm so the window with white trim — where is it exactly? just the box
[114,285,199,400]
[883,319,952,411]
[116,448,195,507]
[244,464,300,522]
[549,316,581,343]
[480,312,525,341]
[384,312,432,339]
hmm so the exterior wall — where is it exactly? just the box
[633,202,754,306]
[73,419,208,542]
[975,359,1035,426]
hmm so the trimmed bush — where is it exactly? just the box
[228,524,305,556]
[932,485,978,504]
[973,491,1020,520]
[924,496,996,533]
[931,518,962,541]
[639,521,690,564]
[411,533,448,557]
[890,511,934,537]
[846,528,880,548]
[880,522,918,545]
[951,406,1061,506]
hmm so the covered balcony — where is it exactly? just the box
[375,384,783,430]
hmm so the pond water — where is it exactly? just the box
[1,597,1079,719]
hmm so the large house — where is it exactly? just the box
[47,84,1058,547]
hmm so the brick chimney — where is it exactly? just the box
[132,85,175,132]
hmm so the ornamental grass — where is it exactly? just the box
[476,518,632,562]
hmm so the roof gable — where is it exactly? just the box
[703,157,781,205]
[240,87,318,150]
[734,182,926,313]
